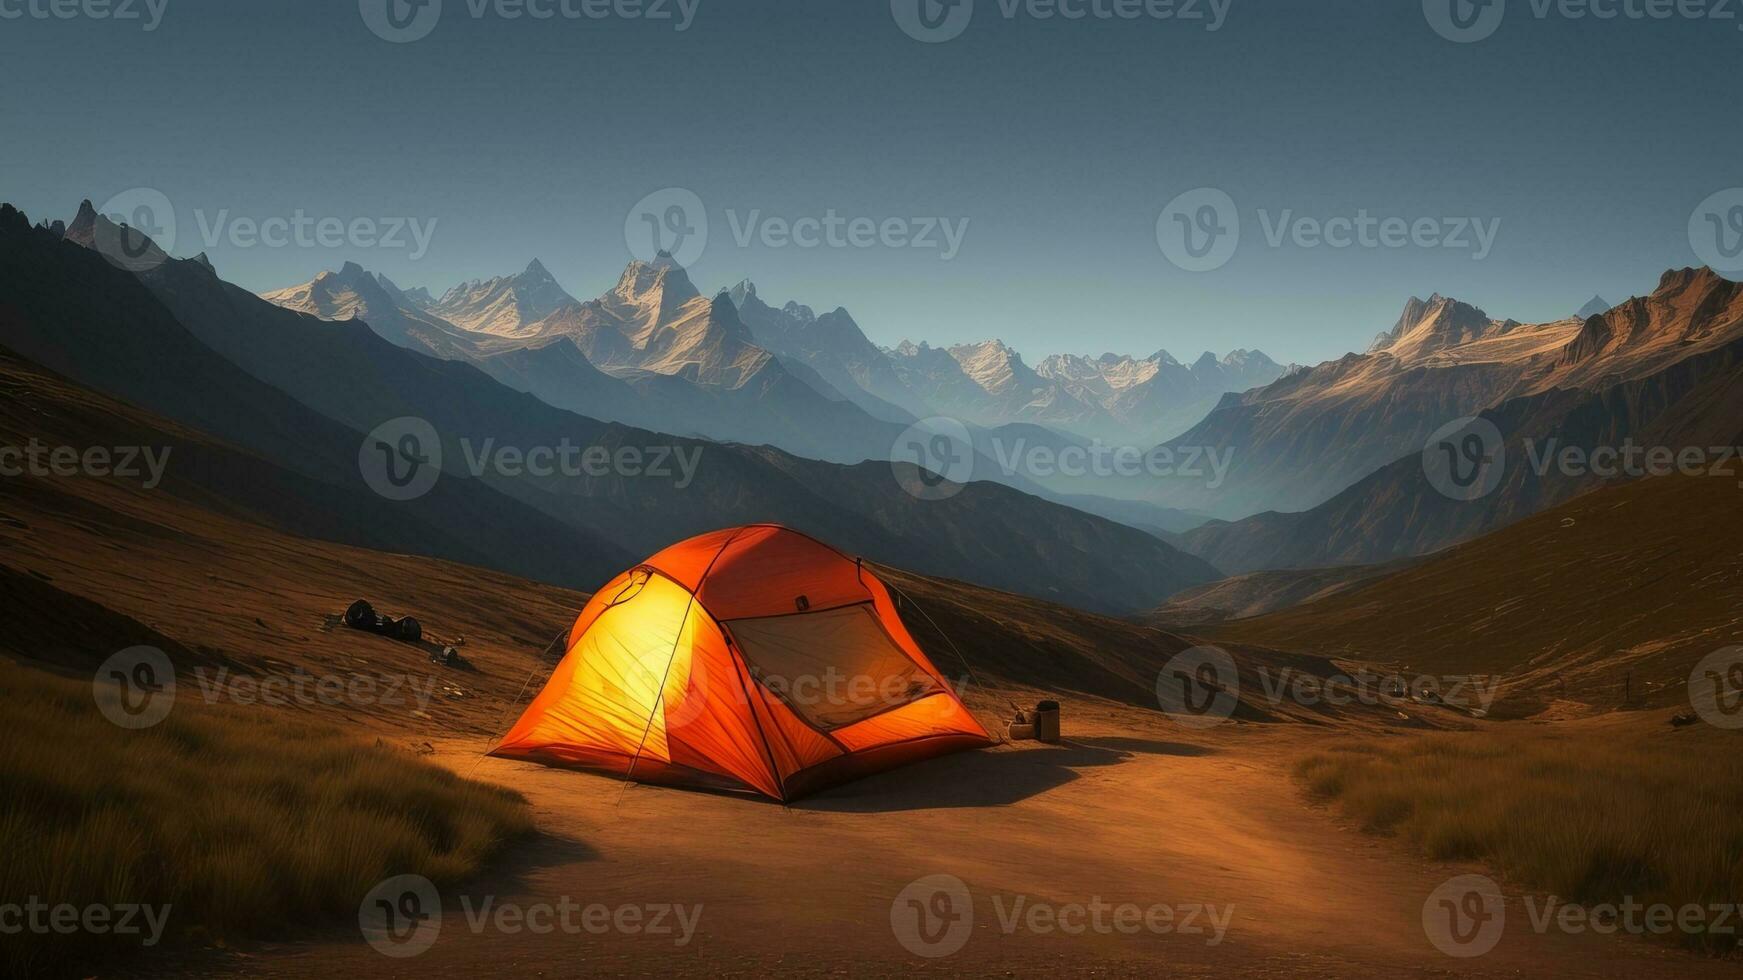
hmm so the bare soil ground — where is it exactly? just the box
[130,710,1733,979]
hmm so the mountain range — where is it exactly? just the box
[1173,268,1743,573]
[265,254,1291,466]
[1153,274,1743,522]
[5,200,1219,614]
[25,195,1740,623]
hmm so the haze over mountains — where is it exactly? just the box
[885,339,1289,446]
[5,200,1221,614]
[265,251,1292,461]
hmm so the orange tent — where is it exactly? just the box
[491,526,993,801]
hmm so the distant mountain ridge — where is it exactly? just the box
[15,200,1219,614]
[1156,291,1613,519]
[290,256,1289,454]
[877,338,1289,445]
[1175,267,1743,573]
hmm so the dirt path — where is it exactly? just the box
[149,711,1729,979]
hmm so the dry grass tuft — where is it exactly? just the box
[0,660,531,976]
[1296,726,1743,953]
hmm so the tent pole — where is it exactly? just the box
[617,529,748,806]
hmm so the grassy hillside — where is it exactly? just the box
[1215,475,1743,712]
[0,660,531,977]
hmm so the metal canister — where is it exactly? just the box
[1034,700,1060,743]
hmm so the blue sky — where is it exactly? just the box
[3,0,1738,364]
